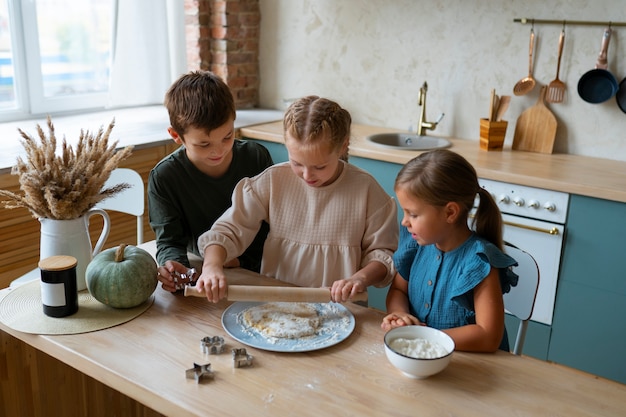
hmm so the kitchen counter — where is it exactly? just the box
[0,106,284,175]
[4,111,622,202]
[1,241,624,417]
[241,122,626,204]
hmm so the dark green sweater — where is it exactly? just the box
[148,140,273,272]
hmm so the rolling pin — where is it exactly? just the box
[184,285,368,303]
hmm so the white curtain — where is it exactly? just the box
[107,0,187,108]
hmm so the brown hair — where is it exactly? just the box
[283,96,351,161]
[394,149,503,249]
[164,70,235,138]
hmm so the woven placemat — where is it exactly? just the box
[0,280,154,335]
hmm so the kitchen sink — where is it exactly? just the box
[365,133,451,151]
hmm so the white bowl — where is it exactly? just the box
[384,326,455,379]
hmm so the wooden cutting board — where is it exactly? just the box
[512,86,557,153]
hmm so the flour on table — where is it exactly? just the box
[241,302,321,339]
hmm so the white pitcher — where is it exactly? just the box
[39,208,111,291]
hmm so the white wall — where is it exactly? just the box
[258,0,626,161]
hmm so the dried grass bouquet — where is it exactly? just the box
[0,116,134,220]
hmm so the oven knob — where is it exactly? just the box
[498,194,510,204]
[513,197,525,207]
[543,202,556,212]
[528,200,540,209]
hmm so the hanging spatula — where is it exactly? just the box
[546,28,566,103]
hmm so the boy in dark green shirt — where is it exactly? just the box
[149,71,272,292]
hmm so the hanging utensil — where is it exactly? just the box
[577,27,618,104]
[615,77,626,113]
[546,28,567,103]
[513,28,537,96]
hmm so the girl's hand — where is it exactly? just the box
[157,260,188,293]
[195,264,227,303]
[330,278,366,303]
[381,312,422,332]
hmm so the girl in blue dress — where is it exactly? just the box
[381,149,518,352]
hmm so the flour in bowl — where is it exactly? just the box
[389,337,449,359]
[241,302,321,339]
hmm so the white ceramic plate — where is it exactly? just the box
[221,301,355,352]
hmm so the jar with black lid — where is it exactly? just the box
[39,255,79,317]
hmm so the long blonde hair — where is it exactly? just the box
[283,96,351,161]
[395,149,504,249]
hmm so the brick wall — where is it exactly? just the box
[184,0,260,109]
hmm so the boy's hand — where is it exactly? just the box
[157,261,191,293]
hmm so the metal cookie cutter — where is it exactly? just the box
[201,336,225,354]
[232,348,253,368]
[173,267,198,291]
[185,362,214,383]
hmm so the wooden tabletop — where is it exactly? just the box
[1,243,625,416]
[241,122,626,203]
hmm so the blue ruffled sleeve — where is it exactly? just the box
[450,238,519,311]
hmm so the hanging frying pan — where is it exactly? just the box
[616,78,626,113]
[577,27,618,104]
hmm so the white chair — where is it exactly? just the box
[9,168,145,288]
[503,244,540,355]
[96,168,145,244]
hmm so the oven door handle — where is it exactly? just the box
[470,213,561,236]
[503,220,560,235]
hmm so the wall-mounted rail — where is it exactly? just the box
[514,18,626,28]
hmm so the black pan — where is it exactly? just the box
[578,28,618,104]
[616,78,626,113]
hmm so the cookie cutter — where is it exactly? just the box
[172,267,198,291]
[232,348,253,368]
[201,336,225,354]
[185,362,214,383]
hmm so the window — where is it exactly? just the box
[0,0,112,121]
[0,0,185,123]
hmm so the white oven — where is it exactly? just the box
[475,179,569,325]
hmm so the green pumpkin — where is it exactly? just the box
[86,243,158,308]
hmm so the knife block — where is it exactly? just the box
[480,118,508,151]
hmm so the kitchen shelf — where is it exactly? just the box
[514,18,626,28]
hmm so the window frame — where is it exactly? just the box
[1,0,110,123]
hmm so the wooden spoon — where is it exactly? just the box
[495,95,511,121]
[513,28,537,96]
[546,29,566,103]
[488,89,495,121]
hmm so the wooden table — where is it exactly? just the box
[1,244,625,417]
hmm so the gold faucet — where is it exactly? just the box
[417,82,445,136]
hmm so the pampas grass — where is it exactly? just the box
[0,116,134,220]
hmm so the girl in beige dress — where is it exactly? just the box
[196,96,399,303]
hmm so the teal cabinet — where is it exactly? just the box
[548,195,626,384]
[257,140,289,163]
